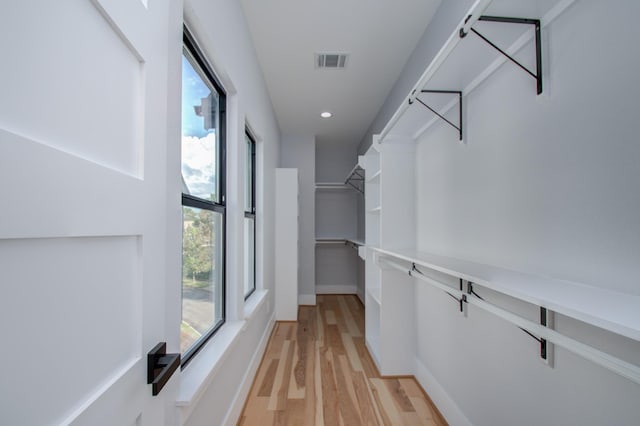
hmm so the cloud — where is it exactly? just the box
[182,133,217,199]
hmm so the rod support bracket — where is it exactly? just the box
[417,90,463,141]
[472,15,543,94]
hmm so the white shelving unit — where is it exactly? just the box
[363,137,417,375]
[275,168,299,321]
[361,0,640,385]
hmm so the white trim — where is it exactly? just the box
[298,293,316,306]
[414,357,472,426]
[223,314,275,426]
[316,284,357,294]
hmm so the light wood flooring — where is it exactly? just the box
[239,295,447,425]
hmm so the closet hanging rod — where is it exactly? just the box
[378,256,640,385]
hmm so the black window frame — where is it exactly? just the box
[244,130,256,300]
[181,27,227,367]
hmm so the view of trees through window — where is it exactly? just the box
[180,31,226,362]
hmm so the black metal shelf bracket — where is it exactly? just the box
[147,342,180,396]
[345,166,365,194]
[466,283,552,364]
[460,15,543,95]
[415,90,463,141]
[517,307,551,361]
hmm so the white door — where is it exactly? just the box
[0,1,176,424]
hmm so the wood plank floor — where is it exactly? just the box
[239,295,447,425]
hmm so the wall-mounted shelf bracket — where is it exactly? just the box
[411,90,463,141]
[515,307,553,364]
[460,15,542,95]
[465,281,553,365]
[412,263,467,314]
[345,164,365,194]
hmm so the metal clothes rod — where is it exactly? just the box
[378,257,640,385]
[315,239,347,245]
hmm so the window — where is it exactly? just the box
[244,131,256,299]
[180,29,226,365]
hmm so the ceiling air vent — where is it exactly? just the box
[315,53,349,69]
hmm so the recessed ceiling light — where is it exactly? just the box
[321,111,332,118]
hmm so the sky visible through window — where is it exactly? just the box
[182,54,217,201]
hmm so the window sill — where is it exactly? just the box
[244,289,268,321]
[176,320,244,407]
[176,289,269,409]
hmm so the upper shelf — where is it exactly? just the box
[373,247,640,342]
[381,0,575,143]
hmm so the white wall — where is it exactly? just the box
[410,1,640,425]
[280,134,316,304]
[177,0,281,424]
[315,139,357,183]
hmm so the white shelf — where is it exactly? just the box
[373,247,640,342]
[367,287,382,306]
[366,170,381,183]
[315,182,354,191]
[367,206,381,213]
[381,0,575,142]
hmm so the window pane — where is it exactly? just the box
[181,206,224,354]
[244,216,255,297]
[181,53,220,202]
[245,134,253,212]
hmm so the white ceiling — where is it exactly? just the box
[240,0,442,147]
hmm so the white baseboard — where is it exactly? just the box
[315,284,357,294]
[223,314,275,426]
[298,293,316,306]
[414,357,471,426]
